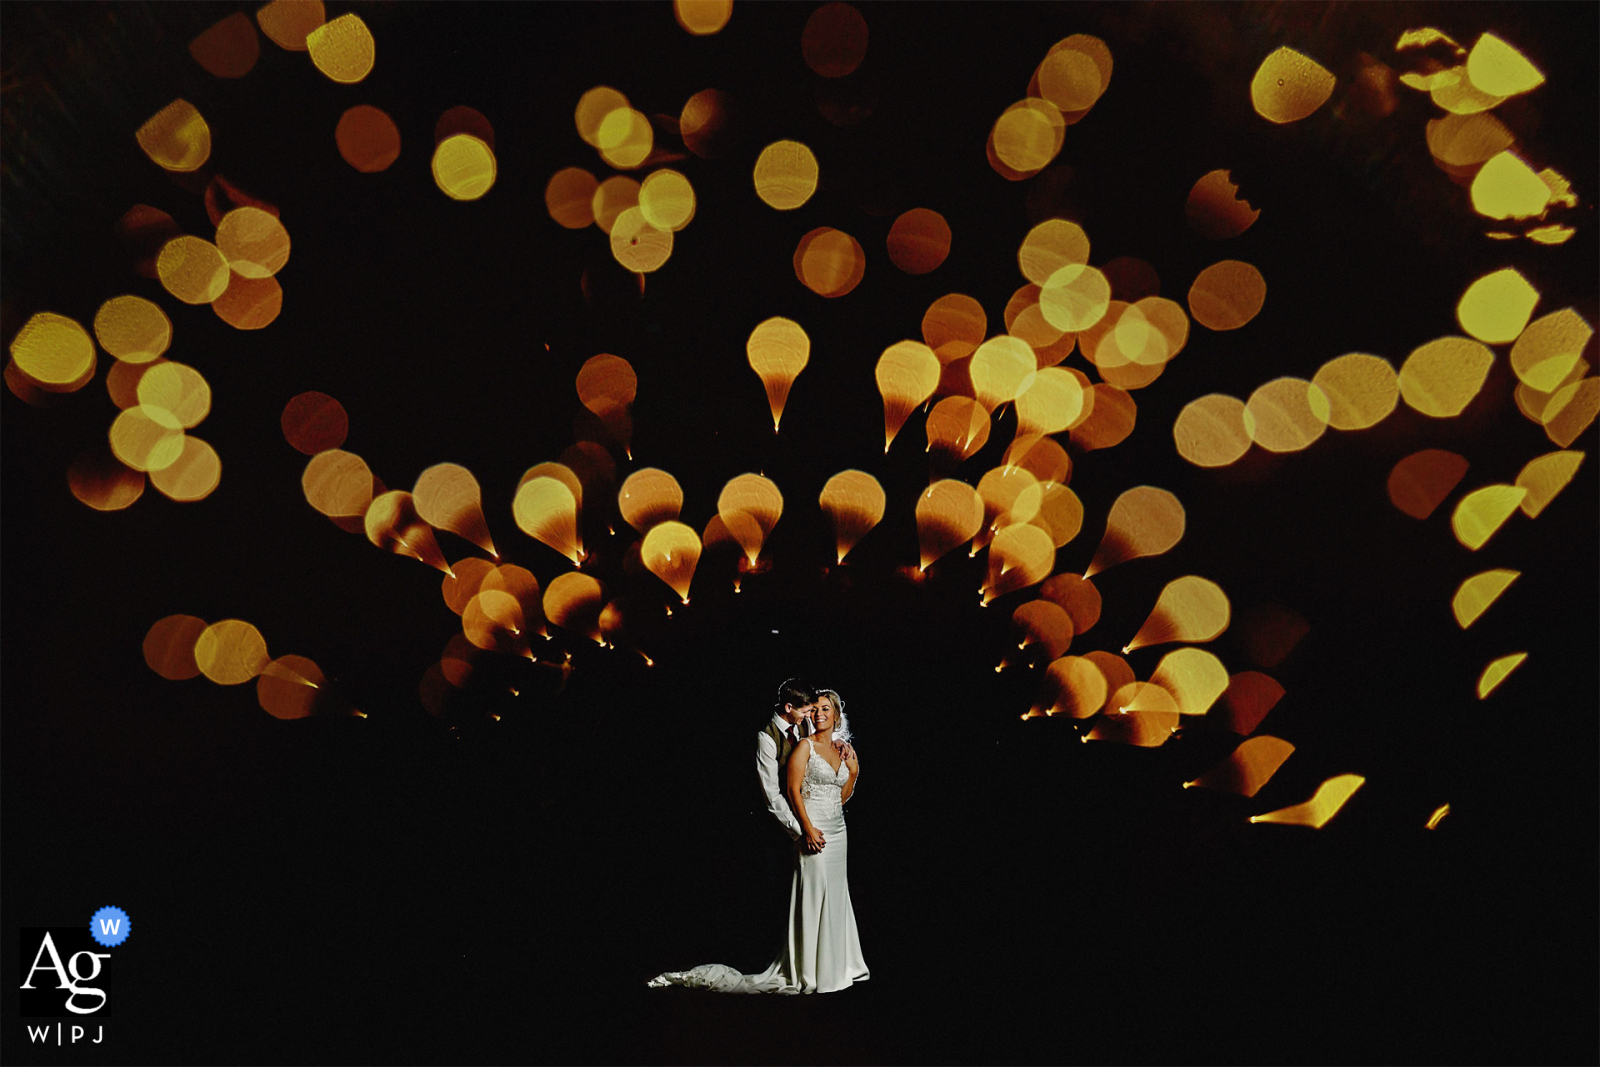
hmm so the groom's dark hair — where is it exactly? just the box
[775,677,817,710]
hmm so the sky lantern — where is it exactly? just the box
[641,521,702,603]
[1126,576,1230,652]
[1251,774,1365,828]
[1033,655,1106,718]
[481,564,548,639]
[1086,486,1185,577]
[543,573,607,645]
[875,341,940,451]
[414,463,498,558]
[618,468,684,533]
[463,589,530,657]
[916,479,983,570]
[746,317,810,431]
[1185,736,1295,796]
[1010,600,1074,662]
[816,470,886,564]
[718,474,783,564]
[981,524,1055,604]
[513,477,584,564]
[364,490,452,574]
[1149,647,1230,715]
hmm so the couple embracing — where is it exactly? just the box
[648,678,870,994]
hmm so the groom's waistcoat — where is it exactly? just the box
[761,718,797,770]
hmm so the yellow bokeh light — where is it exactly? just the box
[641,521,702,602]
[618,469,684,534]
[1470,152,1552,220]
[681,89,733,159]
[212,273,284,331]
[464,589,527,654]
[365,490,452,574]
[1312,353,1399,430]
[518,461,583,509]
[1426,113,1514,169]
[545,573,608,645]
[978,466,1042,535]
[546,167,600,229]
[1465,32,1544,97]
[1477,652,1527,699]
[1510,308,1592,392]
[1516,450,1584,518]
[110,405,185,472]
[194,619,271,685]
[1187,736,1294,796]
[1527,225,1575,245]
[1426,804,1451,831]
[1069,383,1136,453]
[1150,647,1230,716]
[432,134,497,201]
[1086,485,1184,577]
[1038,47,1104,112]
[639,169,697,232]
[1186,169,1260,240]
[414,463,497,558]
[982,524,1055,605]
[1430,68,1505,114]
[306,13,373,83]
[1037,655,1106,718]
[93,296,171,364]
[302,449,374,521]
[1012,601,1074,662]
[925,396,991,463]
[150,436,222,502]
[1542,378,1600,448]
[1218,670,1284,735]
[747,316,810,430]
[1251,774,1365,828]
[1515,357,1587,425]
[1387,449,1469,520]
[1451,484,1526,550]
[674,0,731,35]
[1029,482,1084,549]
[144,614,209,680]
[819,470,885,563]
[1038,265,1111,334]
[1005,434,1071,485]
[158,237,231,304]
[992,101,1064,173]
[1090,683,1178,747]
[876,340,940,451]
[1399,337,1494,417]
[9,312,95,388]
[1251,47,1335,124]
[137,361,211,428]
[597,107,654,170]
[576,86,630,147]
[610,207,674,273]
[136,99,211,172]
[1188,260,1266,332]
[514,477,584,564]
[481,564,547,639]
[1015,367,1085,436]
[191,12,260,78]
[1457,268,1539,344]
[923,293,987,362]
[215,207,290,279]
[753,140,819,211]
[1452,569,1519,629]
[281,391,347,455]
[969,335,1037,411]
[336,105,401,173]
[1126,575,1229,652]
[441,558,496,618]
[591,176,642,236]
[1173,393,1251,467]
[795,227,865,297]
[802,2,869,78]
[69,446,146,511]
[257,0,324,50]
[886,209,951,275]
[257,655,328,720]
[1018,219,1089,288]
[1245,377,1330,453]
[916,479,983,570]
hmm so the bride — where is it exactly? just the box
[648,688,869,994]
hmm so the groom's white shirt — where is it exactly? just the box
[757,712,806,840]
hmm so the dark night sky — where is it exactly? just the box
[3,3,1596,1064]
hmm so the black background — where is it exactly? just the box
[3,3,1596,1064]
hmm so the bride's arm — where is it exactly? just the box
[840,748,859,804]
[785,744,827,853]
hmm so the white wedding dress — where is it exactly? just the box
[648,740,870,994]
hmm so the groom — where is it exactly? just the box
[756,677,818,851]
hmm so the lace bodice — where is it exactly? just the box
[800,741,850,819]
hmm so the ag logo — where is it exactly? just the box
[19,908,128,1017]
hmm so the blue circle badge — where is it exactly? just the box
[90,906,131,948]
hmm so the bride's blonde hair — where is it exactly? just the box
[816,688,849,744]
